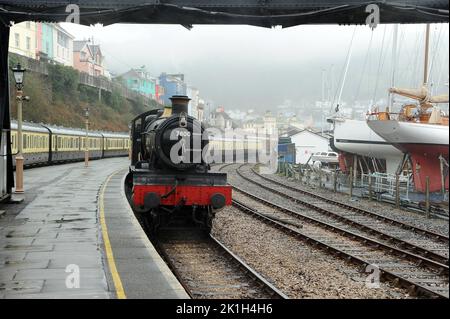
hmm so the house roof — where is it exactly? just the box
[212,111,232,121]
[73,40,89,52]
[284,127,303,137]
[120,69,141,79]
[288,128,330,140]
[54,23,75,39]
[73,41,103,61]
[89,44,102,57]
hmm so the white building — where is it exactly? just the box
[8,21,37,59]
[209,109,233,130]
[53,24,74,66]
[243,119,264,135]
[288,129,331,164]
[263,111,277,135]
[187,86,200,119]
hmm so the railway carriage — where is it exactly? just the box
[103,132,131,158]
[207,134,269,163]
[9,120,130,168]
[11,122,50,165]
[49,126,103,163]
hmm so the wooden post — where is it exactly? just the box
[318,169,322,188]
[368,174,372,201]
[333,168,338,193]
[395,174,400,209]
[439,156,445,199]
[425,176,430,218]
[349,166,353,197]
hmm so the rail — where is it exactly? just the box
[276,161,448,217]
[231,196,448,299]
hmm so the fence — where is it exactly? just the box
[276,162,415,203]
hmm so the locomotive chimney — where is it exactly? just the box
[170,95,190,115]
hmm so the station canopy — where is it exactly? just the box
[0,0,448,27]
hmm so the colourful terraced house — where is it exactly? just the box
[120,67,156,99]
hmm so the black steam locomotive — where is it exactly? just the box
[126,96,231,233]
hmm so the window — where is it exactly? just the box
[46,42,50,54]
[26,37,31,50]
[57,31,68,48]
[26,22,31,29]
[14,33,20,48]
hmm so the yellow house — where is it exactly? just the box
[9,21,37,59]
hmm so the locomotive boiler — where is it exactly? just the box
[126,95,232,233]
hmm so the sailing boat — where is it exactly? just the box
[367,25,449,193]
[330,117,404,174]
[329,26,404,175]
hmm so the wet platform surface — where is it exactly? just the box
[0,158,188,299]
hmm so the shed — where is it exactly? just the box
[288,129,330,164]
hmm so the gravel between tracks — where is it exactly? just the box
[258,171,449,236]
[212,207,408,299]
[237,166,449,257]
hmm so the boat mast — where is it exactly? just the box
[337,27,357,111]
[321,68,326,133]
[388,24,399,111]
[423,24,430,86]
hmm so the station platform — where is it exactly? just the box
[0,158,188,299]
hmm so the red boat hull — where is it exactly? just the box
[399,143,449,193]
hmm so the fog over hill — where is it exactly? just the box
[64,23,449,113]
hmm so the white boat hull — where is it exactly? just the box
[332,119,404,174]
[367,120,449,192]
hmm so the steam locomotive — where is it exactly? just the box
[126,95,232,233]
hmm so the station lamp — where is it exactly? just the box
[11,63,26,91]
[10,63,29,194]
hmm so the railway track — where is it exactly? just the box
[220,164,449,298]
[248,165,449,242]
[237,165,449,263]
[153,229,288,299]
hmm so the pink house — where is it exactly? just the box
[73,40,104,77]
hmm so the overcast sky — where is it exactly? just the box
[63,23,449,112]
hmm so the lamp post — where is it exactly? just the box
[84,107,89,167]
[11,63,28,194]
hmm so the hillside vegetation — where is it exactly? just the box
[8,54,161,132]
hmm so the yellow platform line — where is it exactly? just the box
[99,171,127,299]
